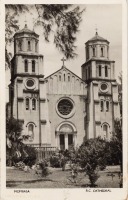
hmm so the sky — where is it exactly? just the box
[6,4,122,101]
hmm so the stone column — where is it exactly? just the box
[73,134,77,148]
[65,134,68,150]
[56,134,60,149]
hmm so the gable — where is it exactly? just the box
[45,67,87,96]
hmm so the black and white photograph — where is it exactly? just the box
[0,1,127,200]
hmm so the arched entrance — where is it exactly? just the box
[56,122,77,150]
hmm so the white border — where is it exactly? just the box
[1,0,127,200]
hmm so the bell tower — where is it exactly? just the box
[9,24,51,146]
[81,31,120,140]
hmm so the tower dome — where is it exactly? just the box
[14,24,38,37]
[85,32,109,61]
[86,31,109,44]
[14,24,39,54]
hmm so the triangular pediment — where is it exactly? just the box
[45,66,85,84]
[45,67,87,96]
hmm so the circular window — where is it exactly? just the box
[26,80,34,87]
[25,79,35,90]
[58,99,73,115]
[56,98,75,119]
[100,83,108,93]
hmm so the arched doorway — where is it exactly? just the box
[56,122,77,150]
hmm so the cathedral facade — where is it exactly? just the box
[8,24,120,150]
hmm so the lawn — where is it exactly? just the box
[6,165,121,188]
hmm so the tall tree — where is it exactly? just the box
[109,119,122,172]
[78,137,108,186]
[6,117,29,166]
[5,4,85,69]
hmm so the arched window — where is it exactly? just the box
[100,100,104,112]
[101,47,104,57]
[35,42,38,52]
[105,66,108,77]
[68,76,70,82]
[25,60,28,72]
[99,65,101,77]
[26,98,29,110]
[19,41,22,51]
[93,47,95,57]
[32,60,35,72]
[59,75,61,81]
[32,99,36,110]
[103,124,108,139]
[64,74,65,81]
[106,101,109,112]
[28,41,31,51]
[28,124,34,141]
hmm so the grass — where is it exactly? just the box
[6,165,121,188]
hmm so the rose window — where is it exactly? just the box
[58,99,73,115]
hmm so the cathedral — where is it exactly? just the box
[8,24,120,150]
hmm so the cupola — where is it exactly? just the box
[85,32,110,61]
[14,24,39,54]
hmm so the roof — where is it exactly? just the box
[86,32,109,44]
[14,24,39,37]
[45,66,85,83]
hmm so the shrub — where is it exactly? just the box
[85,163,100,187]
[50,154,61,168]
[78,137,108,187]
[38,159,50,177]
[60,154,68,171]
[21,145,37,167]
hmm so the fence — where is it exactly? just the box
[34,146,57,161]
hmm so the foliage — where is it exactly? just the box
[50,153,61,168]
[5,4,85,69]
[59,147,81,165]
[109,119,122,171]
[69,163,79,184]
[5,5,29,68]
[50,150,69,169]
[38,159,50,177]
[78,137,108,186]
[60,154,68,171]
[21,145,37,167]
[79,137,108,169]
[6,117,29,166]
[15,161,25,170]
[85,163,100,187]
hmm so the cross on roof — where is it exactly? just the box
[61,57,66,67]
[24,16,28,28]
[24,15,27,24]
[95,25,98,35]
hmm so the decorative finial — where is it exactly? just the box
[61,57,66,68]
[95,24,98,35]
[24,16,27,28]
